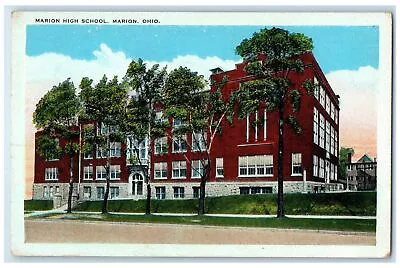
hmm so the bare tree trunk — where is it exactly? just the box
[67,155,74,213]
[198,161,210,215]
[101,133,111,214]
[277,100,285,218]
[145,183,151,214]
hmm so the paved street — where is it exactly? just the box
[25,219,375,245]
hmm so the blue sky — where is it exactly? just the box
[26,25,378,73]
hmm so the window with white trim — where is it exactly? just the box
[172,161,186,178]
[334,130,338,157]
[84,148,93,159]
[216,158,224,178]
[96,187,104,199]
[96,145,107,159]
[313,155,319,177]
[325,161,330,183]
[319,158,325,178]
[110,165,121,180]
[172,136,187,153]
[326,122,331,152]
[110,142,121,157]
[192,187,200,198]
[173,187,185,198]
[83,166,93,180]
[192,132,206,152]
[320,87,325,108]
[43,186,49,198]
[330,162,335,182]
[154,162,167,179]
[55,186,60,194]
[154,137,168,155]
[110,187,120,199]
[239,155,273,177]
[83,186,91,199]
[330,128,335,155]
[96,166,107,180]
[326,96,331,115]
[191,160,205,178]
[334,108,338,124]
[97,122,117,135]
[334,165,338,180]
[44,138,60,161]
[330,103,335,120]
[45,167,59,181]
[314,76,320,98]
[263,109,267,141]
[313,108,319,144]
[319,115,325,148]
[155,187,166,199]
[49,186,54,198]
[291,153,302,175]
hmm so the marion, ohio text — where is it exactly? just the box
[34,18,160,24]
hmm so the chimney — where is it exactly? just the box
[347,153,352,164]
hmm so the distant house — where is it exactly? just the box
[344,154,377,191]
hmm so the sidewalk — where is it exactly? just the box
[25,209,376,220]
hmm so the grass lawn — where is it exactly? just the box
[36,212,376,233]
[24,200,53,211]
[73,192,376,216]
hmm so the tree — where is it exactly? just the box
[163,67,230,215]
[79,75,128,214]
[339,147,354,189]
[120,59,168,215]
[233,27,313,218]
[33,78,81,213]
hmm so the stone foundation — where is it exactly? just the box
[32,180,344,203]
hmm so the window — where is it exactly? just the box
[240,187,272,195]
[330,128,335,155]
[173,187,185,198]
[319,158,325,178]
[96,187,105,199]
[326,97,331,115]
[319,115,325,148]
[334,165,338,180]
[96,145,107,159]
[84,148,93,159]
[325,161,330,183]
[132,174,143,195]
[193,187,200,198]
[334,130,338,157]
[110,165,121,180]
[110,187,120,199]
[313,156,319,177]
[45,167,58,181]
[192,132,206,152]
[240,187,250,195]
[216,158,224,177]
[154,137,168,155]
[49,186,54,198]
[173,118,185,128]
[331,163,335,182]
[246,114,249,142]
[155,187,166,200]
[97,122,117,135]
[45,138,60,161]
[154,162,167,179]
[320,87,325,108]
[238,155,273,177]
[110,142,121,158]
[330,103,335,120]
[191,160,205,178]
[43,186,48,198]
[172,136,187,153]
[172,161,187,178]
[96,166,107,180]
[83,166,93,180]
[326,123,331,152]
[83,186,91,199]
[313,108,319,144]
[334,108,338,124]
[291,153,302,175]
[314,76,320,98]
[55,186,60,194]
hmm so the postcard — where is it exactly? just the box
[10,11,392,258]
